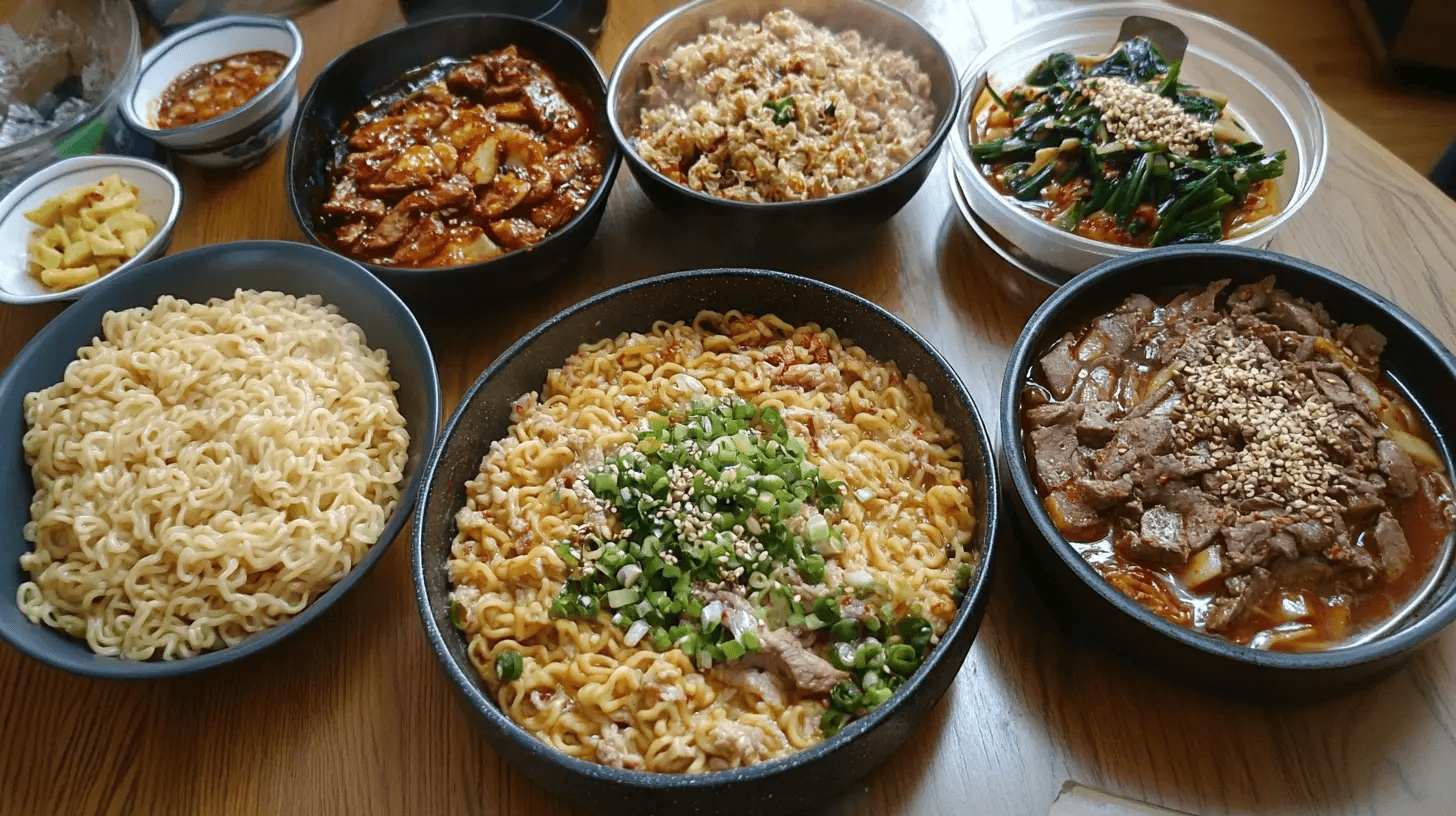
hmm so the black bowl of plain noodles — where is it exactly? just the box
[1001,246,1456,699]
[412,269,999,815]
[0,241,441,680]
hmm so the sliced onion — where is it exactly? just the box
[854,487,877,503]
[702,600,725,630]
[616,564,643,587]
[623,619,651,647]
[844,570,874,588]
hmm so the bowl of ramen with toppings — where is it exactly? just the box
[606,0,960,249]
[121,14,303,169]
[0,240,441,680]
[412,269,998,815]
[948,4,1327,285]
[286,13,618,301]
[1001,246,1456,699]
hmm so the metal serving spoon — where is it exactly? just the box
[1116,15,1189,64]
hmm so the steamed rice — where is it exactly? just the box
[633,9,936,203]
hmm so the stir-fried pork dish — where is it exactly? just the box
[318,46,605,268]
[1023,277,1454,650]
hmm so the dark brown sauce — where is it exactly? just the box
[316,46,604,269]
[157,50,287,129]
[1023,284,1454,651]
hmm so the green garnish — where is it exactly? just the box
[817,612,935,732]
[972,35,1286,246]
[550,397,845,667]
[764,97,797,126]
[449,600,467,630]
[495,650,523,682]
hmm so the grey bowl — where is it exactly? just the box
[285,13,620,303]
[606,0,961,251]
[412,268,999,815]
[1000,245,1456,698]
[0,240,442,680]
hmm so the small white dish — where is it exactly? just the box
[0,155,183,305]
[120,14,303,170]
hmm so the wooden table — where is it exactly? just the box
[3,1,1455,813]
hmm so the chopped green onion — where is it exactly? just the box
[830,618,860,643]
[830,681,862,711]
[821,708,847,737]
[448,600,467,630]
[861,685,894,709]
[885,643,920,675]
[495,650,523,682]
[606,588,640,609]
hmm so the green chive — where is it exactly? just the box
[495,650,523,682]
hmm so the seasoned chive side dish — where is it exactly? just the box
[970,37,1287,247]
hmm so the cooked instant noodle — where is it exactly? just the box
[17,290,410,660]
[448,311,977,772]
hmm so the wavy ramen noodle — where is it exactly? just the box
[17,290,410,660]
[449,311,977,772]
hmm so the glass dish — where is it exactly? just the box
[0,0,141,193]
[947,3,1328,284]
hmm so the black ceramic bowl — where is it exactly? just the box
[412,269,999,815]
[0,241,442,679]
[284,13,620,302]
[399,0,608,45]
[605,0,961,250]
[1000,245,1456,699]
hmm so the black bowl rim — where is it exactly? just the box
[0,239,443,679]
[604,0,963,211]
[282,12,622,281]
[999,244,1456,670]
[411,267,1000,789]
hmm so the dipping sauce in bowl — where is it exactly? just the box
[969,36,1287,249]
[318,46,605,268]
[1021,276,1455,651]
[156,50,289,129]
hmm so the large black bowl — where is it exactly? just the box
[1000,245,1456,699]
[0,241,441,679]
[284,13,620,302]
[412,269,999,815]
[606,0,961,251]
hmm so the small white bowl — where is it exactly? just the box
[0,155,182,305]
[120,14,303,170]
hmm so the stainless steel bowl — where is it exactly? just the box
[606,0,960,250]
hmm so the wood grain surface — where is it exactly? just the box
[2,1,1455,814]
